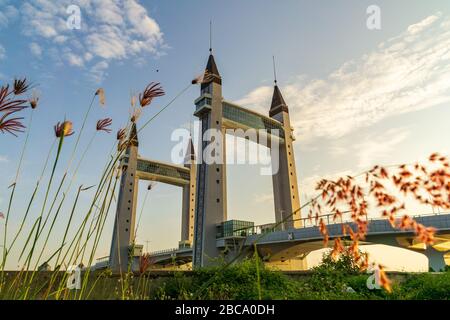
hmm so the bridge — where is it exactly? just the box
[105,50,449,273]
[144,212,450,272]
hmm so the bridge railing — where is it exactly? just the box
[149,248,179,256]
[222,211,449,238]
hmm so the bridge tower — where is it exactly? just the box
[180,137,197,248]
[269,85,302,228]
[109,123,140,272]
[193,52,228,268]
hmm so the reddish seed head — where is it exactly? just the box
[192,70,214,85]
[95,88,105,106]
[139,82,165,107]
[54,121,74,137]
[0,112,26,137]
[96,118,112,133]
[117,128,126,141]
[1,85,27,114]
[13,78,30,95]
[29,91,39,109]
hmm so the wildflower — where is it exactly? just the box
[117,128,126,141]
[378,265,392,293]
[96,118,112,133]
[1,85,27,114]
[95,88,105,106]
[192,70,214,85]
[139,82,165,107]
[54,120,74,137]
[0,113,26,136]
[131,108,141,123]
[139,253,152,274]
[117,128,127,151]
[13,78,30,95]
[130,94,137,108]
[331,237,344,260]
[29,90,40,109]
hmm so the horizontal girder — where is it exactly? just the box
[136,158,190,186]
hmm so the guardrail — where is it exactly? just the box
[218,211,450,239]
[149,248,179,256]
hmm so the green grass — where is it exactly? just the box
[1,259,449,300]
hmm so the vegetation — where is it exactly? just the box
[0,76,449,300]
[1,253,450,300]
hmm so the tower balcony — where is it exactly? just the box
[194,94,212,117]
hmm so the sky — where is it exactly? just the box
[0,0,449,270]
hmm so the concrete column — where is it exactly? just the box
[193,55,227,268]
[181,141,197,247]
[270,94,301,229]
[109,125,139,273]
[421,247,448,272]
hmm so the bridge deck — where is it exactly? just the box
[136,158,190,186]
[243,213,450,246]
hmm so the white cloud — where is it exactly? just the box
[89,60,109,83]
[300,169,355,200]
[237,14,450,142]
[407,13,441,35]
[29,42,43,57]
[354,127,410,169]
[0,155,8,162]
[0,44,5,60]
[65,52,84,67]
[0,2,18,28]
[14,0,164,83]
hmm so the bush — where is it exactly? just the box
[391,271,450,300]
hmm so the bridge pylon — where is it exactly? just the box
[109,123,140,273]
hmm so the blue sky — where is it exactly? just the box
[1,0,450,269]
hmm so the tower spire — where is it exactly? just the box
[201,29,222,89]
[269,58,289,118]
[209,20,213,53]
[272,55,278,85]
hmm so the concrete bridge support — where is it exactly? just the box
[368,234,449,272]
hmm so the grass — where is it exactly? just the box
[0,78,196,300]
[1,258,449,300]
